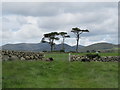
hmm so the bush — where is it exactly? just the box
[86,53,101,59]
[60,50,65,52]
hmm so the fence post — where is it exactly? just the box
[69,53,71,62]
[44,54,45,57]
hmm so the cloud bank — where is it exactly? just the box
[2,2,118,46]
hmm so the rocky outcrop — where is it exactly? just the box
[1,50,45,61]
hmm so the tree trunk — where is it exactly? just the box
[53,44,56,51]
[62,37,65,50]
[50,43,53,52]
[76,34,79,53]
[51,39,54,52]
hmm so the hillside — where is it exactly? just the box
[1,42,118,52]
[79,42,118,52]
[1,43,51,51]
[1,43,84,52]
[55,44,84,52]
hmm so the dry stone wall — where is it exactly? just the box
[1,50,45,61]
[70,55,119,62]
[1,50,119,62]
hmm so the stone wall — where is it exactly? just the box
[1,50,119,62]
[70,55,119,62]
[1,50,45,61]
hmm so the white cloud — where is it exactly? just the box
[1,2,118,46]
[2,15,45,45]
[2,0,120,2]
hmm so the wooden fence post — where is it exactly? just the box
[69,53,71,62]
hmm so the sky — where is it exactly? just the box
[1,2,118,46]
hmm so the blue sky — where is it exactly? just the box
[1,2,118,46]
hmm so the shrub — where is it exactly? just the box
[86,53,101,59]
[60,50,65,52]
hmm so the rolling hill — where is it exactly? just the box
[1,43,84,52]
[79,42,118,52]
[1,42,119,52]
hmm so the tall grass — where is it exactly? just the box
[2,60,118,88]
[0,61,2,89]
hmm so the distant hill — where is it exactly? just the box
[1,42,119,52]
[55,44,84,52]
[1,43,51,51]
[79,42,118,52]
[1,43,84,52]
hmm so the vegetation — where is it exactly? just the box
[85,53,101,59]
[0,61,2,89]
[41,32,59,52]
[2,60,118,88]
[2,52,118,88]
[71,27,89,52]
[59,32,70,51]
[41,27,89,52]
[45,52,118,60]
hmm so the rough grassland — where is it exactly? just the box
[0,61,2,89]
[2,60,118,88]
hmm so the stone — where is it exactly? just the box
[9,55,19,61]
[2,55,10,61]
[25,56,30,60]
[81,57,90,62]
[20,57,25,60]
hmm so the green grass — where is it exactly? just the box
[45,52,119,61]
[2,52,119,88]
[0,61,2,89]
[2,60,118,88]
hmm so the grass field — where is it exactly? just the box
[45,52,119,61]
[2,52,119,88]
[0,61,2,89]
